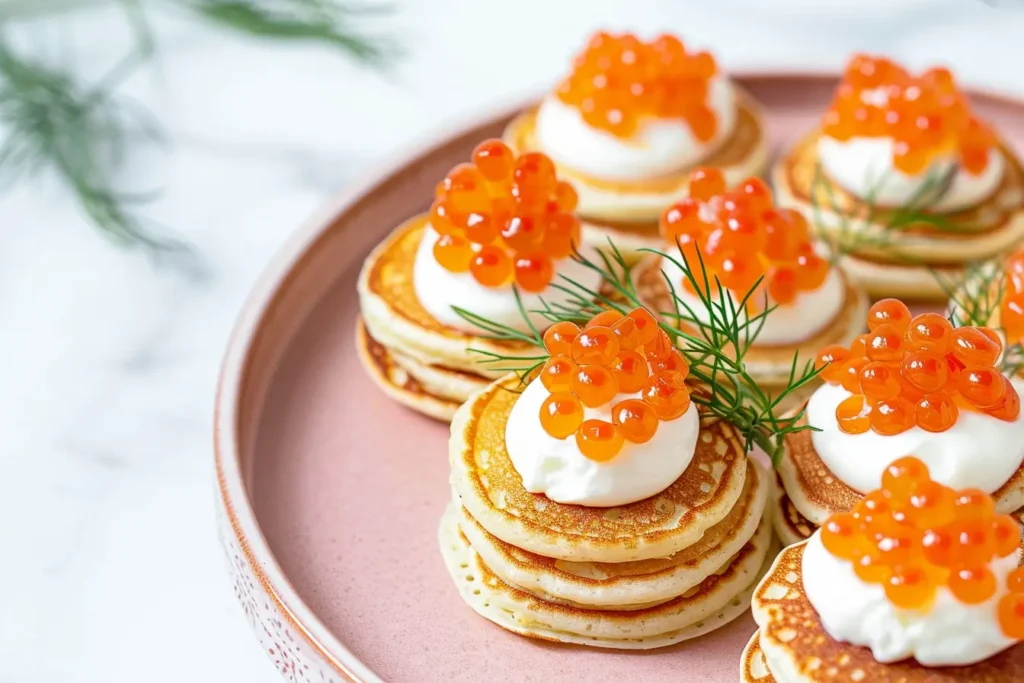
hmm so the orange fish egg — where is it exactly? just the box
[537,307,692,461]
[660,167,832,310]
[430,140,579,290]
[572,364,619,408]
[575,419,625,461]
[572,327,621,366]
[822,456,1022,620]
[612,399,660,444]
[820,305,1018,434]
[557,33,721,141]
[822,55,994,176]
[539,393,584,439]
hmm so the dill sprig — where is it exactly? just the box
[938,259,1024,377]
[0,0,397,256]
[454,242,821,466]
[0,38,187,254]
[184,0,400,66]
[812,163,973,266]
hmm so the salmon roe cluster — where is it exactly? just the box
[823,54,996,176]
[1000,248,1024,344]
[660,167,830,306]
[816,299,1019,436]
[555,32,721,140]
[538,308,691,462]
[430,139,581,292]
[821,456,1023,631]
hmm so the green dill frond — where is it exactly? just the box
[813,162,977,267]
[451,242,822,466]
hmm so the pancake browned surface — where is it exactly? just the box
[355,319,463,422]
[450,375,748,562]
[635,258,867,390]
[777,407,1024,526]
[741,631,776,683]
[457,458,769,609]
[752,543,1024,682]
[770,473,815,548]
[440,504,775,648]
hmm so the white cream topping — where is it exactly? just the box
[505,375,699,507]
[534,76,737,182]
[803,531,1019,666]
[817,135,1004,212]
[658,256,846,346]
[807,380,1024,494]
[412,226,603,335]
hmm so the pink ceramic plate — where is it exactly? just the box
[215,73,1024,683]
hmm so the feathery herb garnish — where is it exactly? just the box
[0,0,397,256]
[455,242,821,466]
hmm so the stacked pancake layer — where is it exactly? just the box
[773,130,1024,301]
[356,216,538,421]
[503,89,769,258]
[771,410,1024,547]
[440,375,774,649]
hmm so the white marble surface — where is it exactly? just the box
[2,2,1024,681]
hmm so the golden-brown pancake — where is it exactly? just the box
[439,503,776,648]
[449,374,749,562]
[357,215,538,379]
[777,407,1024,528]
[773,129,1024,300]
[355,319,465,422]
[752,542,1024,682]
[388,345,491,403]
[455,457,769,609]
[503,88,769,254]
[634,257,868,390]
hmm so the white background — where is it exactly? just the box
[2,1,1024,681]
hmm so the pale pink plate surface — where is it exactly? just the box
[215,74,1024,683]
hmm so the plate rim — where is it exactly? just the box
[212,68,1024,683]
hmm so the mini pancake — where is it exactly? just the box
[751,542,1024,682]
[770,472,814,548]
[634,256,868,390]
[439,504,776,649]
[777,407,1024,528]
[355,319,464,422]
[455,457,769,610]
[388,345,491,403]
[740,631,775,683]
[503,89,769,253]
[357,215,537,381]
[773,129,1024,300]
[449,374,749,562]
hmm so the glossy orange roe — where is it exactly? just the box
[539,307,691,461]
[660,167,829,307]
[816,299,1018,436]
[432,139,581,290]
[822,54,996,176]
[821,456,1020,618]
[1000,248,1024,344]
[555,32,720,140]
